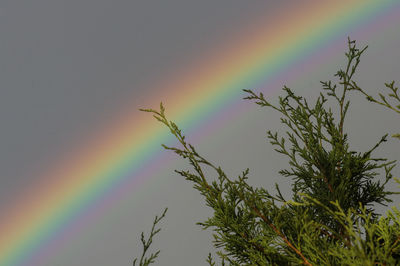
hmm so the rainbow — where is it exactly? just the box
[1,1,399,265]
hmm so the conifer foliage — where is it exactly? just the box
[134,39,400,265]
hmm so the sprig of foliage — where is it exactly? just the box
[352,80,400,115]
[340,37,400,140]
[136,38,400,265]
[133,207,167,266]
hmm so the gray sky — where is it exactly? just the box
[0,1,399,265]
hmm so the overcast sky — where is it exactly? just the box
[0,1,399,265]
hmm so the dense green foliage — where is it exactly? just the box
[134,38,400,265]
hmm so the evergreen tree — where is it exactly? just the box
[134,38,400,265]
